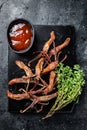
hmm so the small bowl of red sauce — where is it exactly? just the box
[7,19,34,53]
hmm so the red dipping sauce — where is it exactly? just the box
[9,22,33,51]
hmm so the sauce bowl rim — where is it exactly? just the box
[7,18,35,54]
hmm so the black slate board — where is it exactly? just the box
[8,25,76,114]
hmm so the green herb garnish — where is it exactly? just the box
[45,63,85,118]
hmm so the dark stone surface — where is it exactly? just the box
[0,0,87,129]
[8,25,76,113]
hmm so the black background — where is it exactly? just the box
[8,25,75,113]
[0,0,87,130]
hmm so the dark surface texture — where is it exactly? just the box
[0,0,87,130]
[8,25,75,113]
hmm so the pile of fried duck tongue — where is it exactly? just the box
[7,31,70,117]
